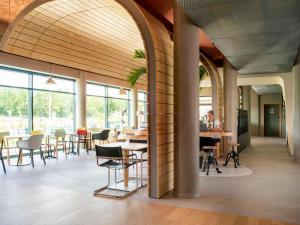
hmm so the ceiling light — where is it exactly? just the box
[119,87,127,95]
[45,76,56,85]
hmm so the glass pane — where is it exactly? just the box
[87,83,105,96]
[33,91,74,134]
[138,101,147,124]
[107,86,129,99]
[138,92,146,101]
[0,87,29,134]
[0,68,29,88]
[33,74,74,93]
[107,98,129,129]
[199,105,212,120]
[87,96,105,129]
[199,96,212,105]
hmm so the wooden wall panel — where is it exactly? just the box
[142,9,174,198]
[0,0,174,199]
[1,0,147,88]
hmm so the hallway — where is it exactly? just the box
[133,137,300,225]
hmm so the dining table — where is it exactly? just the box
[199,131,233,158]
[99,142,148,191]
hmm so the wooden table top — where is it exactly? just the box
[4,135,30,140]
[199,131,233,137]
[100,142,148,151]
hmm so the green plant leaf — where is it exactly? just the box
[127,67,147,86]
[199,65,208,81]
[133,49,146,59]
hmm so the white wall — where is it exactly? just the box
[250,88,259,136]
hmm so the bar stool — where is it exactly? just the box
[202,146,222,175]
[223,143,240,168]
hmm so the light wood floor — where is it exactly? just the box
[0,147,298,225]
[0,185,296,225]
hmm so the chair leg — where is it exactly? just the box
[136,162,139,187]
[223,152,231,166]
[202,157,207,172]
[40,148,46,166]
[30,151,34,168]
[17,149,22,166]
[213,158,222,173]
[6,148,10,166]
[206,156,210,176]
[107,168,111,186]
[1,155,6,174]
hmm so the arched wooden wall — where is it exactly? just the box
[0,0,174,198]
[200,54,223,120]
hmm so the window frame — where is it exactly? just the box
[0,66,76,134]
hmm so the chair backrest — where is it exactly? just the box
[95,145,122,158]
[92,132,102,140]
[129,139,147,144]
[28,135,44,149]
[0,131,9,142]
[100,129,110,141]
[31,130,43,135]
[54,129,66,138]
[76,128,87,136]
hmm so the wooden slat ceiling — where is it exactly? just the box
[2,0,147,85]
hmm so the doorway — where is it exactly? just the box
[264,104,280,137]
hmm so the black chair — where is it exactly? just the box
[99,129,110,143]
[202,146,222,176]
[223,143,240,168]
[1,139,6,174]
[129,139,147,186]
[94,145,138,198]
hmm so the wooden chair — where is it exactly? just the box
[202,146,222,175]
[47,129,67,159]
[223,143,241,168]
[0,132,9,165]
[1,139,6,174]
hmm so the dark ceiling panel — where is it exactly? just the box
[177,0,300,74]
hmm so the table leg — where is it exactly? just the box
[123,151,129,188]
[17,149,23,165]
[4,139,10,165]
[18,137,23,164]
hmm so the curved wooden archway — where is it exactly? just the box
[1,0,174,198]
[200,53,223,120]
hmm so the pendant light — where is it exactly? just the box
[119,87,127,95]
[45,63,56,85]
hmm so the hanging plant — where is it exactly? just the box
[128,49,208,86]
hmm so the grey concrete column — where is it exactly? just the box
[130,87,138,128]
[293,52,300,162]
[76,71,87,128]
[223,59,238,152]
[173,1,200,198]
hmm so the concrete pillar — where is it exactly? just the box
[130,87,138,129]
[173,1,200,198]
[293,52,300,162]
[223,59,238,152]
[77,71,87,129]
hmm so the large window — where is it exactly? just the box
[199,96,212,120]
[87,83,130,129]
[138,92,147,127]
[0,67,76,134]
